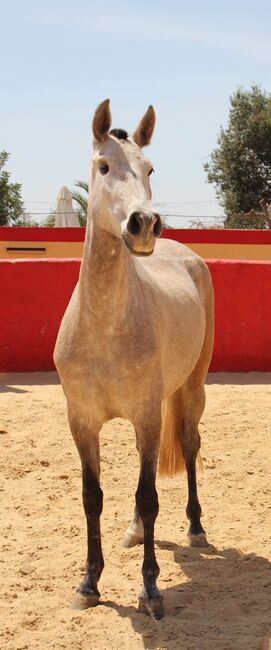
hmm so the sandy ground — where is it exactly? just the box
[0,372,270,650]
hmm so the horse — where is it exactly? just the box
[54,99,214,620]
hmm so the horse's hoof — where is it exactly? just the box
[188,532,209,548]
[70,590,100,610]
[122,530,144,548]
[138,595,164,620]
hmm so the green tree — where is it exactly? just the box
[0,151,27,226]
[204,85,271,228]
[41,210,56,227]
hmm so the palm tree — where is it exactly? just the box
[71,180,88,226]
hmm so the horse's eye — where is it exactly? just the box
[99,163,109,175]
[148,167,154,176]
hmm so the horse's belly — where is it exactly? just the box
[159,299,206,397]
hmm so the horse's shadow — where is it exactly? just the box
[0,384,28,394]
[102,542,271,650]
[0,371,60,394]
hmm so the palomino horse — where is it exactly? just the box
[54,100,214,620]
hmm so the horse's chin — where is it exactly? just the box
[122,234,155,257]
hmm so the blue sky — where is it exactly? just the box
[2,0,271,226]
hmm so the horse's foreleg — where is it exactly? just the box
[68,411,104,608]
[135,425,164,620]
[78,457,104,605]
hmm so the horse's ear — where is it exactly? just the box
[133,105,156,148]
[92,99,112,142]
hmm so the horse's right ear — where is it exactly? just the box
[92,99,112,142]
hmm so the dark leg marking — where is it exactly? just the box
[186,459,206,539]
[136,462,164,619]
[182,425,208,547]
[75,462,104,607]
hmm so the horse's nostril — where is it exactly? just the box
[153,215,162,237]
[127,212,143,236]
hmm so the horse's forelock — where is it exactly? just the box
[110,128,128,141]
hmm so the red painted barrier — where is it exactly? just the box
[1,258,271,372]
[0,259,80,372]
[208,260,271,372]
[1,226,271,244]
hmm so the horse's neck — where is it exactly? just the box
[79,221,131,322]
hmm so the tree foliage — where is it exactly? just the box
[41,211,56,227]
[204,86,271,228]
[0,151,26,226]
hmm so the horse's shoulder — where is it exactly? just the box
[183,251,208,274]
[155,238,212,293]
[154,239,208,273]
[182,253,213,300]
[155,237,191,257]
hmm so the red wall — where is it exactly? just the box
[1,226,271,244]
[1,258,271,372]
[208,260,271,371]
[0,259,80,372]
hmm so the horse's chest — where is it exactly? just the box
[87,332,156,385]
[62,324,158,413]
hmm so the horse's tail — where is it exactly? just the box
[159,388,202,477]
[159,389,186,477]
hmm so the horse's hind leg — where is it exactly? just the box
[123,429,143,548]
[123,506,143,548]
[181,381,208,547]
[68,408,104,608]
[182,273,214,547]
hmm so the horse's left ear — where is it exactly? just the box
[133,105,156,148]
[92,99,112,142]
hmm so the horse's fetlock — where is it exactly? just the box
[143,561,160,582]
[186,498,202,521]
[87,558,104,579]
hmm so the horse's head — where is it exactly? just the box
[89,99,162,256]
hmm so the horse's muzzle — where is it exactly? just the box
[122,211,162,255]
